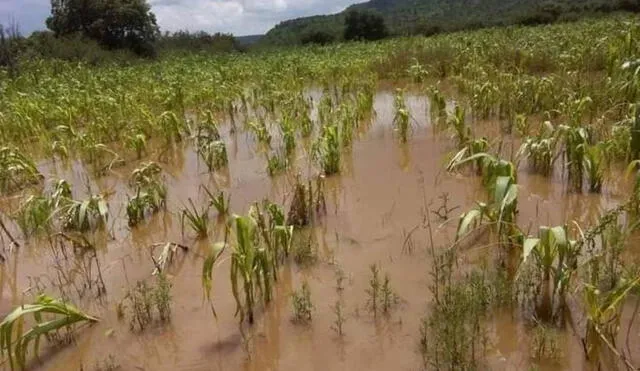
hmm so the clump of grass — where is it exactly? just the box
[291,281,313,323]
[0,295,98,370]
[420,269,493,370]
[126,281,153,332]
[93,354,119,371]
[123,274,173,332]
[331,299,346,336]
[367,264,381,315]
[380,273,398,314]
[366,264,398,316]
[292,230,318,266]
[531,322,562,361]
[287,176,327,227]
[154,273,172,322]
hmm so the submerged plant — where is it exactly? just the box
[393,89,411,143]
[520,225,579,321]
[127,163,166,226]
[0,295,98,370]
[202,201,293,324]
[60,195,109,232]
[181,199,210,238]
[203,186,230,216]
[0,147,42,194]
[314,124,341,176]
[198,140,228,172]
[291,281,313,323]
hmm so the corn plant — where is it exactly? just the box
[227,214,271,324]
[0,295,98,370]
[248,120,271,146]
[126,133,147,160]
[428,86,447,127]
[266,151,289,176]
[198,140,228,172]
[0,147,42,194]
[14,196,54,237]
[520,225,579,321]
[202,201,292,324]
[127,163,167,226]
[181,199,210,238]
[583,143,607,193]
[582,271,640,367]
[447,105,471,148]
[558,125,589,192]
[313,124,341,176]
[517,121,558,176]
[159,111,189,145]
[203,186,230,216]
[59,195,109,232]
[393,89,411,143]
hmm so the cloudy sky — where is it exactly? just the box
[0,0,356,36]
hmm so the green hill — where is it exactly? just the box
[260,0,639,46]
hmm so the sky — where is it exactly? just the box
[0,0,356,36]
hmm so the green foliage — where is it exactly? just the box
[0,295,98,370]
[181,199,210,238]
[393,89,411,143]
[202,201,293,325]
[47,0,159,56]
[421,267,496,370]
[301,30,336,45]
[520,225,579,320]
[261,0,637,46]
[203,186,230,216]
[156,31,237,54]
[0,147,42,194]
[127,163,167,226]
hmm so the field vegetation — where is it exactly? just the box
[3,9,640,371]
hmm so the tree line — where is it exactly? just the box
[0,0,241,70]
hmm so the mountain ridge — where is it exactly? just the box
[259,0,638,46]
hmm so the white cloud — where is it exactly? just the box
[0,0,356,36]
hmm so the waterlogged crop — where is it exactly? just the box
[3,12,640,371]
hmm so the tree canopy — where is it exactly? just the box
[46,0,159,55]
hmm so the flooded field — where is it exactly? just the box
[0,88,637,371]
[4,15,640,371]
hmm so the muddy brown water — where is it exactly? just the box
[0,90,637,371]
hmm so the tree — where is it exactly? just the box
[344,10,388,42]
[0,22,22,76]
[46,0,159,56]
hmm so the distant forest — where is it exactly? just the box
[260,0,640,46]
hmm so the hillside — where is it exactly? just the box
[260,0,639,45]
